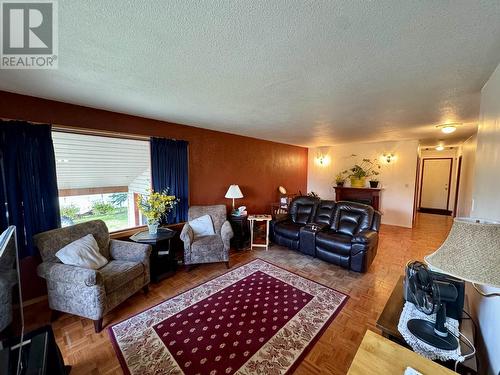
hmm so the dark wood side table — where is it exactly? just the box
[376,276,477,374]
[376,276,407,343]
[229,215,250,250]
[130,228,177,283]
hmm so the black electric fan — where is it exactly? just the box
[406,261,459,350]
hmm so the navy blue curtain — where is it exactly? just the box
[0,121,61,258]
[150,138,188,223]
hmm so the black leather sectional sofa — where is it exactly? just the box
[270,196,381,273]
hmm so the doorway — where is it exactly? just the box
[418,158,453,215]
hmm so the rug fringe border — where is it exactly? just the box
[107,257,350,375]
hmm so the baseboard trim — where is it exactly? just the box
[418,208,452,216]
[23,294,48,307]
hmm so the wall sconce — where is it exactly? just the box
[315,154,331,166]
[383,153,395,163]
[314,147,331,167]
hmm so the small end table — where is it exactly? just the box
[248,214,272,251]
[229,215,250,250]
[130,228,176,283]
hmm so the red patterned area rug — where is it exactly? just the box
[109,258,348,375]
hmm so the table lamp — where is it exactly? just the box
[225,185,243,213]
[425,217,500,297]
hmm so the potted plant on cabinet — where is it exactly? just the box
[369,178,379,188]
[335,171,348,187]
[136,189,179,234]
[347,156,381,188]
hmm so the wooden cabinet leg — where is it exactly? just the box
[143,285,149,294]
[94,318,103,333]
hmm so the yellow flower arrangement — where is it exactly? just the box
[136,189,179,224]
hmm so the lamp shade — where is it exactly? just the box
[424,217,500,288]
[225,185,243,199]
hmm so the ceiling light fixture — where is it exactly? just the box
[435,145,445,151]
[441,125,457,134]
[436,123,460,134]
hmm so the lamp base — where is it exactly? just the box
[407,319,458,350]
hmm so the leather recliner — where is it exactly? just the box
[270,196,320,250]
[271,198,381,273]
[315,201,381,272]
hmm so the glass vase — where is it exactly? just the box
[147,221,159,235]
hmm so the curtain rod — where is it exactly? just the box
[1,117,150,141]
[52,125,151,141]
[2,118,183,142]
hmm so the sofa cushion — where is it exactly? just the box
[316,248,350,269]
[189,214,216,238]
[274,221,303,240]
[336,210,363,236]
[34,220,111,262]
[188,205,226,234]
[294,204,316,224]
[99,260,144,293]
[191,235,225,262]
[55,234,108,270]
[314,200,336,225]
[315,231,352,256]
[192,234,223,247]
[289,196,319,225]
[332,202,374,236]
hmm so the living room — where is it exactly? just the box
[0,2,499,375]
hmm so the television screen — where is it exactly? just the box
[0,226,23,375]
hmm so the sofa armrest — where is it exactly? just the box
[37,262,102,287]
[371,211,382,231]
[350,230,379,273]
[271,215,289,225]
[352,230,378,244]
[180,223,194,249]
[221,220,234,249]
[110,239,151,263]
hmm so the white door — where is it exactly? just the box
[420,159,452,210]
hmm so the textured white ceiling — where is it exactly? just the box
[2,1,500,147]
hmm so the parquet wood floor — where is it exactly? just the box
[25,213,453,375]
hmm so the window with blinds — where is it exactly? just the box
[52,131,151,232]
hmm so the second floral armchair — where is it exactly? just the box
[180,205,233,268]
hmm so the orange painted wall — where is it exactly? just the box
[1,90,308,301]
[0,91,308,214]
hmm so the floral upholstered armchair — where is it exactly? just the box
[180,205,233,268]
[34,220,151,332]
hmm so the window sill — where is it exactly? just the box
[110,225,147,239]
[109,222,186,240]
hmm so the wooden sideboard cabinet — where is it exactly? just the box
[334,187,381,211]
